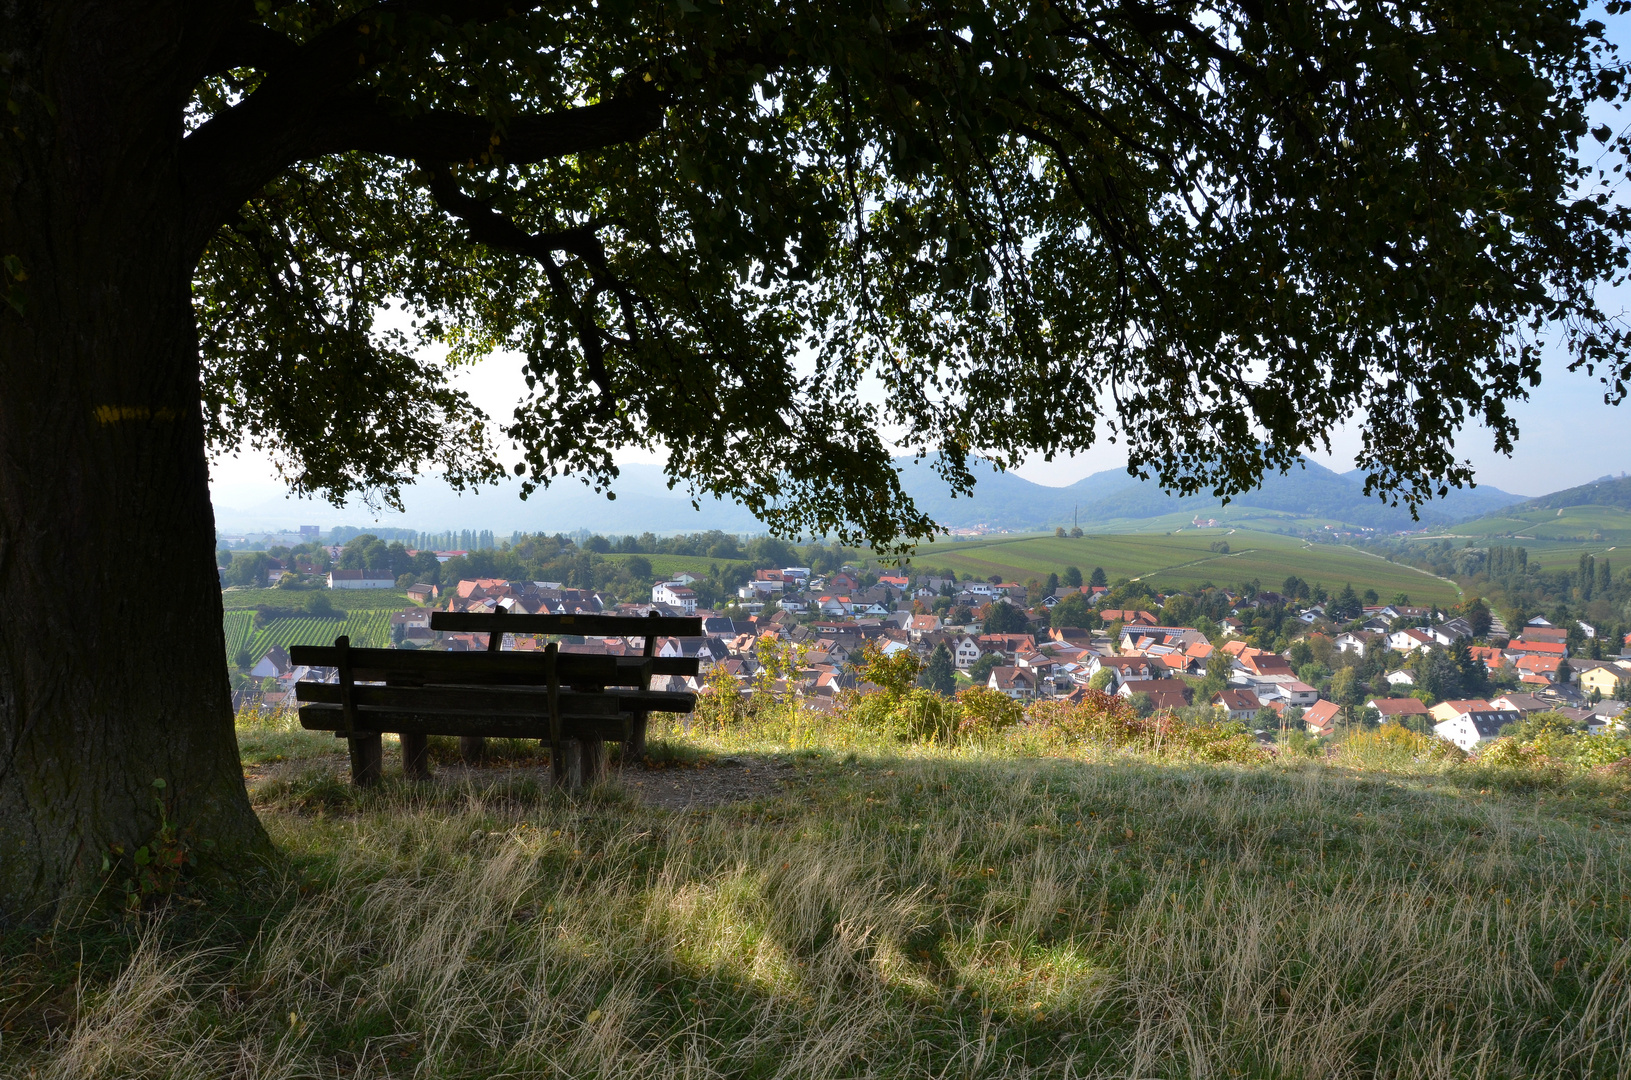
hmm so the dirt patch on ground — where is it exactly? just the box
[619,755,797,809]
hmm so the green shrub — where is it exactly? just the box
[692,667,752,731]
[834,684,1018,746]
[1340,723,1466,767]
[952,685,1023,741]
[1476,730,1631,772]
[1028,690,1266,763]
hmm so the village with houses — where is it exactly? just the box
[236,533,1631,754]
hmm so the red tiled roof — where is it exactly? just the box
[1240,652,1293,676]
[1213,689,1261,712]
[1304,699,1341,732]
[1507,640,1566,656]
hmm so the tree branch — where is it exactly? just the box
[336,96,664,163]
[198,21,301,75]
[179,0,637,247]
[420,166,619,399]
[182,92,663,259]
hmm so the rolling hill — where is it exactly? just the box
[905,530,1463,605]
[1447,474,1631,545]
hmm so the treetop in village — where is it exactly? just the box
[1,0,1628,916]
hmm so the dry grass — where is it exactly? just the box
[7,709,1631,1078]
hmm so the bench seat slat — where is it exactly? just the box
[295,681,695,715]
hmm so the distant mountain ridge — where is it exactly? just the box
[896,458,1525,532]
[214,456,1529,536]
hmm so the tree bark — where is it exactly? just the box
[0,3,270,922]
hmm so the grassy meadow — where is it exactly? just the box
[912,531,1461,604]
[8,706,1631,1078]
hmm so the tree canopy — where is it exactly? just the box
[171,0,1631,551]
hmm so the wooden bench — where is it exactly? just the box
[290,610,700,789]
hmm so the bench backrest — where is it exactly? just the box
[430,611,703,641]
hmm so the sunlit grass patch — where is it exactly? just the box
[234,705,335,766]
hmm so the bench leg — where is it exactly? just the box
[626,712,648,764]
[401,732,430,780]
[459,736,486,765]
[552,738,583,790]
[348,733,382,787]
[581,735,607,786]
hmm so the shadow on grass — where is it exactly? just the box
[12,749,1631,1076]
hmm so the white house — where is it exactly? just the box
[250,645,292,678]
[1385,669,1416,686]
[1386,628,1434,654]
[953,636,983,669]
[1334,632,1374,657]
[1435,710,1520,752]
[988,667,1037,699]
[328,569,394,589]
[1248,677,1319,707]
[1429,618,1475,646]
[652,581,698,615]
[658,636,730,671]
[1212,688,1262,720]
[1085,655,1156,687]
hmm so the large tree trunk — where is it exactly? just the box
[0,4,270,921]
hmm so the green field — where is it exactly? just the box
[1521,541,1625,570]
[222,587,416,664]
[1404,534,1625,572]
[905,529,1461,603]
[1460,538,1625,571]
[221,586,418,611]
[225,608,397,663]
[1445,504,1631,545]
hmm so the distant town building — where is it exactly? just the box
[328,569,395,589]
[652,581,698,615]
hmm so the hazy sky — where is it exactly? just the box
[1014,345,1631,499]
[210,336,1631,514]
